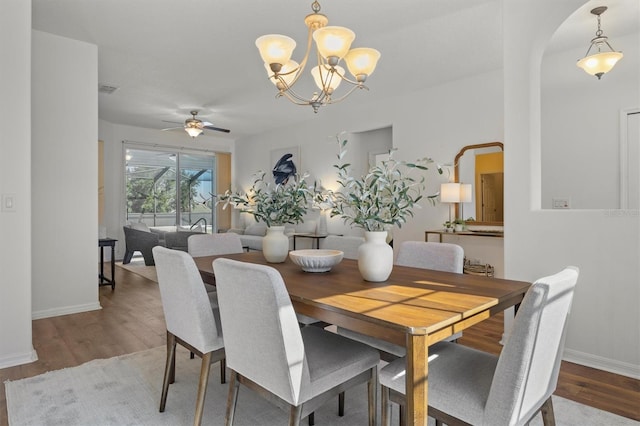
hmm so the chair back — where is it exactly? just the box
[188,233,244,257]
[483,266,579,425]
[319,235,365,260]
[152,246,223,353]
[396,241,464,273]
[212,258,311,406]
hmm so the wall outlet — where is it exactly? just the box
[1,194,16,212]
[552,197,570,209]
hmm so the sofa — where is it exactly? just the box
[227,220,317,252]
[123,223,204,265]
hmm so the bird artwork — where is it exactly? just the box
[272,153,297,185]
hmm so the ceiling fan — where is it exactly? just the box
[162,110,230,138]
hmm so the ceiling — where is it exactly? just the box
[31,0,637,141]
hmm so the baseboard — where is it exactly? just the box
[563,348,640,379]
[0,348,38,369]
[32,302,102,320]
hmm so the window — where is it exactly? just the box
[124,146,216,232]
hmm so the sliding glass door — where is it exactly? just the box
[125,147,216,233]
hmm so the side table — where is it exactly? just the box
[99,238,117,289]
[292,233,329,250]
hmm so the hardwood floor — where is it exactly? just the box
[1,263,638,425]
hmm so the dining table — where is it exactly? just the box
[194,251,531,426]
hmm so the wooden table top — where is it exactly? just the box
[194,251,530,345]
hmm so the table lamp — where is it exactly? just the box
[440,183,461,223]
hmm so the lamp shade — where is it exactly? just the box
[460,184,473,203]
[312,26,355,60]
[577,51,623,78]
[344,48,381,79]
[185,127,203,138]
[440,183,461,203]
[264,60,299,87]
[256,34,297,66]
[311,65,344,91]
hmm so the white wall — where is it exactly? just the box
[98,121,235,260]
[31,31,101,319]
[542,30,639,209]
[504,0,640,378]
[0,0,36,368]
[233,69,505,264]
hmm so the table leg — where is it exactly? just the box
[100,246,105,283]
[110,244,116,289]
[406,334,429,426]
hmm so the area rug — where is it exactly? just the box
[116,259,158,283]
[5,346,638,426]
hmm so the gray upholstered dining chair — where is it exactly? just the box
[319,235,365,260]
[379,266,579,426]
[152,246,226,426]
[187,232,244,257]
[188,233,245,294]
[212,257,380,426]
[338,241,465,360]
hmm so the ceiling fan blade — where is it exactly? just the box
[203,124,231,133]
[161,120,183,125]
[161,126,183,131]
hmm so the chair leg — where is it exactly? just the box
[338,391,345,416]
[367,367,377,426]
[193,352,212,426]
[225,372,240,426]
[123,250,133,264]
[540,397,556,426]
[381,385,391,426]
[220,358,226,384]
[289,404,303,426]
[160,332,177,412]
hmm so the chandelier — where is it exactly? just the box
[576,6,623,80]
[256,0,380,113]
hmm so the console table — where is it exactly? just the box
[425,230,504,243]
[98,238,117,289]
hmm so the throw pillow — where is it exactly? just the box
[244,223,268,236]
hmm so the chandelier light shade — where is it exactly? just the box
[576,6,623,80]
[256,0,380,113]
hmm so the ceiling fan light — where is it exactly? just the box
[256,34,297,68]
[344,47,381,80]
[311,64,344,91]
[577,51,623,78]
[312,26,355,60]
[185,127,203,138]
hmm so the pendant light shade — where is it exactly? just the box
[576,6,623,80]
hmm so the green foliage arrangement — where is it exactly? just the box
[326,133,442,232]
[217,171,314,227]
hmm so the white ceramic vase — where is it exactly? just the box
[316,210,328,235]
[262,225,289,263]
[358,231,393,282]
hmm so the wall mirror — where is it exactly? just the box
[454,142,504,225]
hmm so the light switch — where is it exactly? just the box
[2,194,16,212]
[552,197,570,209]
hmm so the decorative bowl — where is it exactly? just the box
[289,249,344,273]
